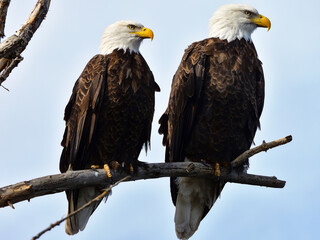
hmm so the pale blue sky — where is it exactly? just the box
[1,0,319,239]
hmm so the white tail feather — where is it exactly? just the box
[174,177,223,239]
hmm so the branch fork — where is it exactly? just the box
[0,0,51,87]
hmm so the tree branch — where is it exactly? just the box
[0,0,51,87]
[31,176,131,240]
[232,135,292,167]
[0,55,23,89]
[0,135,291,209]
[0,0,11,38]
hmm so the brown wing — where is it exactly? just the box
[159,42,206,164]
[60,54,108,173]
[158,42,207,204]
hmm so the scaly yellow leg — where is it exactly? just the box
[91,164,112,178]
[104,164,112,178]
[214,162,220,177]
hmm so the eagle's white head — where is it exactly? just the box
[100,20,154,55]
[209,4,271,42]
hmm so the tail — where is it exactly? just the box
[174,177,225,240]
[65,187,105,235]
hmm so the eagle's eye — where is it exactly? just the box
[244,10,252,17]
[128,25,136,30]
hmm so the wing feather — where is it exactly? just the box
[159,43,206,164]
[60,54,107,172]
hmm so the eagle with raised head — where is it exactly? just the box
[60,20,160,235]
[159,4,270,239]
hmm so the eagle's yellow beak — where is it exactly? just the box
[251,14,271,31]
[134,27,154,40]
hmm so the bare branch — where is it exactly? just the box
[0,0,11,38]
[231,135,292,168]
[0,136,290,209]
[0,55,23,87]
[31,176,130,240]
[0,164,285,209]
[0,0,51,85]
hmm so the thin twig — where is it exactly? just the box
[31,175,131,240]
[0,56,23,86]
[231,135,292,168]
[1,83,9,91]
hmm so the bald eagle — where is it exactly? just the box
[60,20,160,235]
[159,4,270,239]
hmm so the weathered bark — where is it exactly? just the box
[0,162,286,209]
[0,0,51,87]
[0,135,291,209]
[0,136,292,207]
[232,135,292,167]
[0,135,291,240]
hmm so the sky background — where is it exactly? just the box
[0,0,319,239]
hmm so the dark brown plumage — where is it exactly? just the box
[159,37,264,238]
[60,49,159,234]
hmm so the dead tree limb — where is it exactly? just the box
[232,135,292,167]
[0,0,11,38]
[0,163,285,209]
[29,135,291,239]
[31,176,131,240]
[0,0,51,87]
[0,135,291,209]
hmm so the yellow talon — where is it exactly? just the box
[214,162,220,177]
[129,163,134,173]
[104,164,112,178]
[91,165,100,169]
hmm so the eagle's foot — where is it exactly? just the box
[129,163,134,173]
[110,161,121,172]
[221,161,233,174]
[90,164,113,178]
[104,164,112,178]
[118,161,146,175]
[121,162,135,174]
[214,162,220,177]
[90,164,112,178]
[91,165,100,169]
